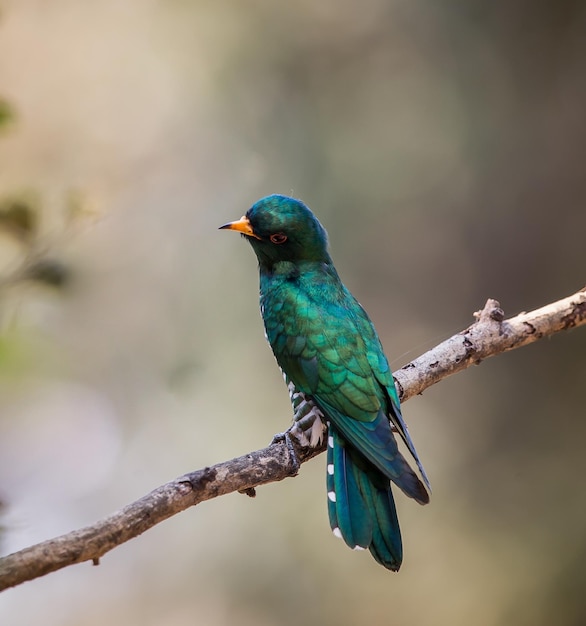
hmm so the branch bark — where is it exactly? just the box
[1,288,585,592]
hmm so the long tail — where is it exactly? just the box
[326,425,403,571]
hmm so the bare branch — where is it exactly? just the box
[396,288,586,400]
[1,288,585,591]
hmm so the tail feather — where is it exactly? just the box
[327,425,403,571]
[356,468,402,570]
[327,428,373,549]
[318,399,430,505]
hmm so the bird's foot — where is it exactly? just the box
[270,430,300,476]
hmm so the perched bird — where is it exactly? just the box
[220,194,430,571]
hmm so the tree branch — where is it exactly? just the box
[1,288,585,591]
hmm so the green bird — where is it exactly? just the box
[220,194,430,571]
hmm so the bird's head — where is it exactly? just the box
[220,195,332,270]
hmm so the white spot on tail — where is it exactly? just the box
[327,491,336,502]
[333,527,342,539]
[327,464,334,475]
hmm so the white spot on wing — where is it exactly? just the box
[327,491,336,502]
[328,436,334,448]
[353,545,366,551]
[327,464,334,475]
[333,527,342,539]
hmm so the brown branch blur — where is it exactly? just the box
[0,288,585,592]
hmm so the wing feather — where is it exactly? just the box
[262,272,430,501]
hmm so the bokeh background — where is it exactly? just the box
[1,1,586,625]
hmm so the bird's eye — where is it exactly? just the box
[270,233,288,244]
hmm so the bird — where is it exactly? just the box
[220,194,430,571]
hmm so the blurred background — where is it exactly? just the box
[1,1,585,625]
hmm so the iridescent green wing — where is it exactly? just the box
[353,300,431,491]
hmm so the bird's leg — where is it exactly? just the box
[286,379,327,448]
[290,410,327,447]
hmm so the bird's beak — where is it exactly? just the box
[219,215,261,239]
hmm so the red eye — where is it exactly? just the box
[270,233,288,244]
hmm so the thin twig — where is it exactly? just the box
[0,288,585,592]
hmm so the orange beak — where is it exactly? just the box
[219,215,261,239]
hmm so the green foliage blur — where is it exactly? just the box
[1,2,586,625]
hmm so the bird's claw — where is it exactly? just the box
[271,430,300,475]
